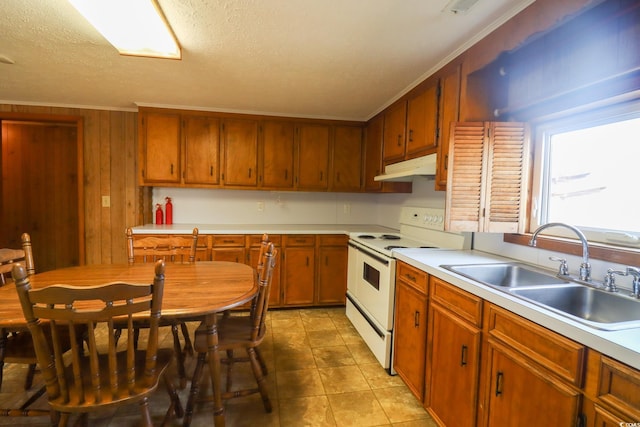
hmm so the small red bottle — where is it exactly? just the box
[165,197,173,225]
[155,204,164,225]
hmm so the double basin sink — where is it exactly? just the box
[441,263,640,330]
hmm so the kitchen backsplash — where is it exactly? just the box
[152,177,445,229]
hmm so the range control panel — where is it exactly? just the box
[399,207,445,231]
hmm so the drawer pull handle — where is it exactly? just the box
[406,273,416,282]
[495,371,504,397]
[460,345,468,366]
[414,310,420,327]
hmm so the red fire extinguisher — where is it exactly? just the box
[165,197,173,225]
[155,204,164,225]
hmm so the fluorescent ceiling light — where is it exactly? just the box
[68,0,181,59]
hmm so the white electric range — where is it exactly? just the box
[346,206,471,373]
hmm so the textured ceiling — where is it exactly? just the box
[0,0,534,121]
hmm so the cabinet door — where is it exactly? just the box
[364,115,384,191]
[426,303,481,427]
[184,115,220,185]
[484,342,582,427]
[406,83,439,159]
[317,244,347,304]
[331,126,362,191]
[139,111,181,184]
[296,124,330,190]
[393,280,427,399]
[222,119,258,187]
[282,246,315,305]
[435,65,461,191]
[261,121,294,189]
[383,102,407,162]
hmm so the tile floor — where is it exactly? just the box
[0,307,437,426]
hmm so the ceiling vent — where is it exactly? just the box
[443,0,481,14]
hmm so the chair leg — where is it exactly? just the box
[24,363,37,390]
[180,322,193,357]
[183,352,206,427]
[171,325,187,389]
[225,349,234,391]
[139,397,153,427]
[254,346,268,376]
[247,347,272,413]
[163,372,184,424]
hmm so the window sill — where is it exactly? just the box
[503,234,640,266]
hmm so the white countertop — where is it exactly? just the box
[131,223,399,235]
[392,248,640,370]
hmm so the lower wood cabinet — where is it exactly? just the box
[393,261,429,399]
[132,232,347,309]
[425,277,482,427]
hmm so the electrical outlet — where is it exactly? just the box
[343,203,351,215]
[257,201,265,212]
[101,196,110,208]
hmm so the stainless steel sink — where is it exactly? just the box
[441,263,569,288]
[509,285,640,330]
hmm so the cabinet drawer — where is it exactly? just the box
[211,235,245,247]
[596,355,640,420]
[284,235,316,246]
[247,234,281,246]
[396,262,428,294]
[485,304,585,386]
[429,276,482,327]
[318,234,348,246]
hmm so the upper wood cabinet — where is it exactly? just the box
[445,121,531,233]
[383,101,407,162]
[331,125,362,192]
[260,121,295,189]
[435,65,461,191]
[183,115,220,186]
[139,111,182,185]
[296,123,330,190]
[406,82,439,159]
[364,115,384,191]
[221,118,259,187]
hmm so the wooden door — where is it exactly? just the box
[427,303,481,427]
[296,124,329,190]
[139,111,181,184]
[184,115,220,185]
[331,126,362,191]
[283,246,315,306]
[484,342,582,427]
[1,121,80,273]
[393,280,428,399]
[261,121,294,189]
[383,101,406,162]
[222,119,258,187]
[364,116,384,191]
[406,82,439,158]
[317,243,347,304]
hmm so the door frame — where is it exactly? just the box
[0,111,85,265]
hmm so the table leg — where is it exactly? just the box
[205,313,225,427]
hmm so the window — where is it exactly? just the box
[530,99,640,248]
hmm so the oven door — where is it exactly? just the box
[354,247,395,331]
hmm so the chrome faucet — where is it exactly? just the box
[529,223,591,282]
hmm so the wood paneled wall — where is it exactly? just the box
[0,104,141,265]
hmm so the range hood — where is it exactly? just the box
[374,154,437,182]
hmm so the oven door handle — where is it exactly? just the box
[349,242,389,266]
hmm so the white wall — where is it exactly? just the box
[152,176,446,228]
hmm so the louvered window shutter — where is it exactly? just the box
[445,122,530,233]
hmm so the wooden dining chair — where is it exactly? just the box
[121,227,199,388]
[182,242,277,427]
[12,260,183,427]
[0,233,41,392]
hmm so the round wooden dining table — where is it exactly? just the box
[0,261,257,427]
